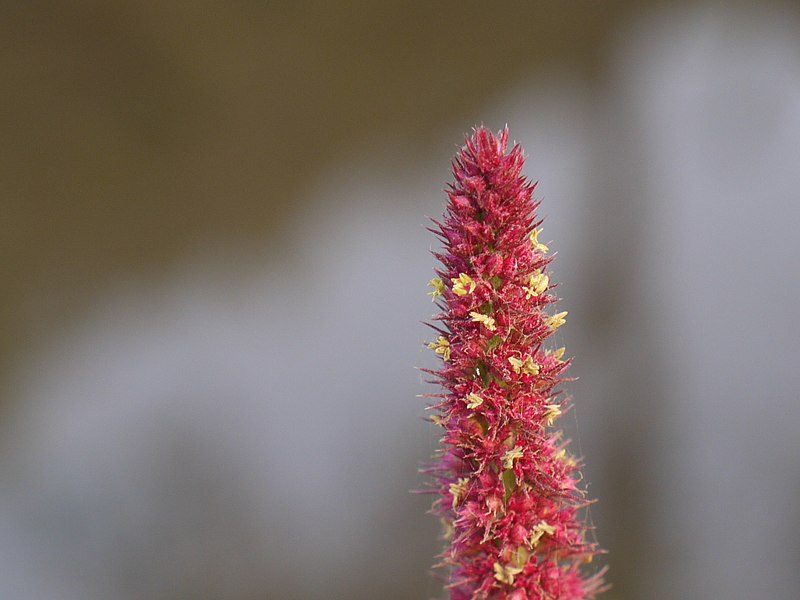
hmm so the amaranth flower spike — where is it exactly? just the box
[422,127,606,599]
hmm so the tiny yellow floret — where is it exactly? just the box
[466,392,484,409]
[502,446,525,469]
[493,562,524,585]
[546,346,566,362]
[545,311,568,330]
[555,448,577,467]
[511,545,530,568]
[529,521,556,548]
[524,269,549,298]
[440,518,455,541]
[469,311,496,331]
[449,477,469,509]
[427,277,444,301]
[530,228,549,253]
[544,404,562,426]
[451,273,476,296]
[427,336,451,361]
[509,356,539,376]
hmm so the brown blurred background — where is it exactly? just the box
[0,1,637,375]
[2,2,800,599]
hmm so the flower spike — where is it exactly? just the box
[422,127,606,599]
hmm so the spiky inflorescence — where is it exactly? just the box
[423,127,606,599]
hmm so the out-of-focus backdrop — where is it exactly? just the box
[2,2,799,599]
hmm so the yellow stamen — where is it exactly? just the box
[530,228,549,253]
[502,446,524,469]
[469,311,496,331]
[451,273,476,296]
[524,269,549,298]
[493,562,524,585]
[544,311,568,330]
[427,336,451,361]
[509,356,539,376]
[427,277,444,301]
[466,392,484,409]
[544,404,562,426]
[529,521,556,548]
[440,518,455,541]
[555,449,577,467]
[511,545,530,568]
[449,477,469,509]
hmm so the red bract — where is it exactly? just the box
[423,127,606,599]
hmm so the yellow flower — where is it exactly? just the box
[524,269,549,298]
[508,356,539,376]
[465,392,484,409]
[530,228,549,253]
[545,346,566,362]
[427,336,451,361]
[451,273,476,296]
[544,311,568,330]
[543,404,562,426]
[493,562,524,585]
[511,545,530,568]
[469,311,496,331]
[502,446,524,469]
[440,518,455,541]
[449,477,469,509]
[529,521,556,548]
[427,277,444,301]
[555,449,577,467]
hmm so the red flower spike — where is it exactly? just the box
[423,127,607,599]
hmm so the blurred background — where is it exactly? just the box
[1,2,799,599]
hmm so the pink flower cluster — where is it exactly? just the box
[423,127,606,599]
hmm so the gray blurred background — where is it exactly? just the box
[1,2,799,599]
